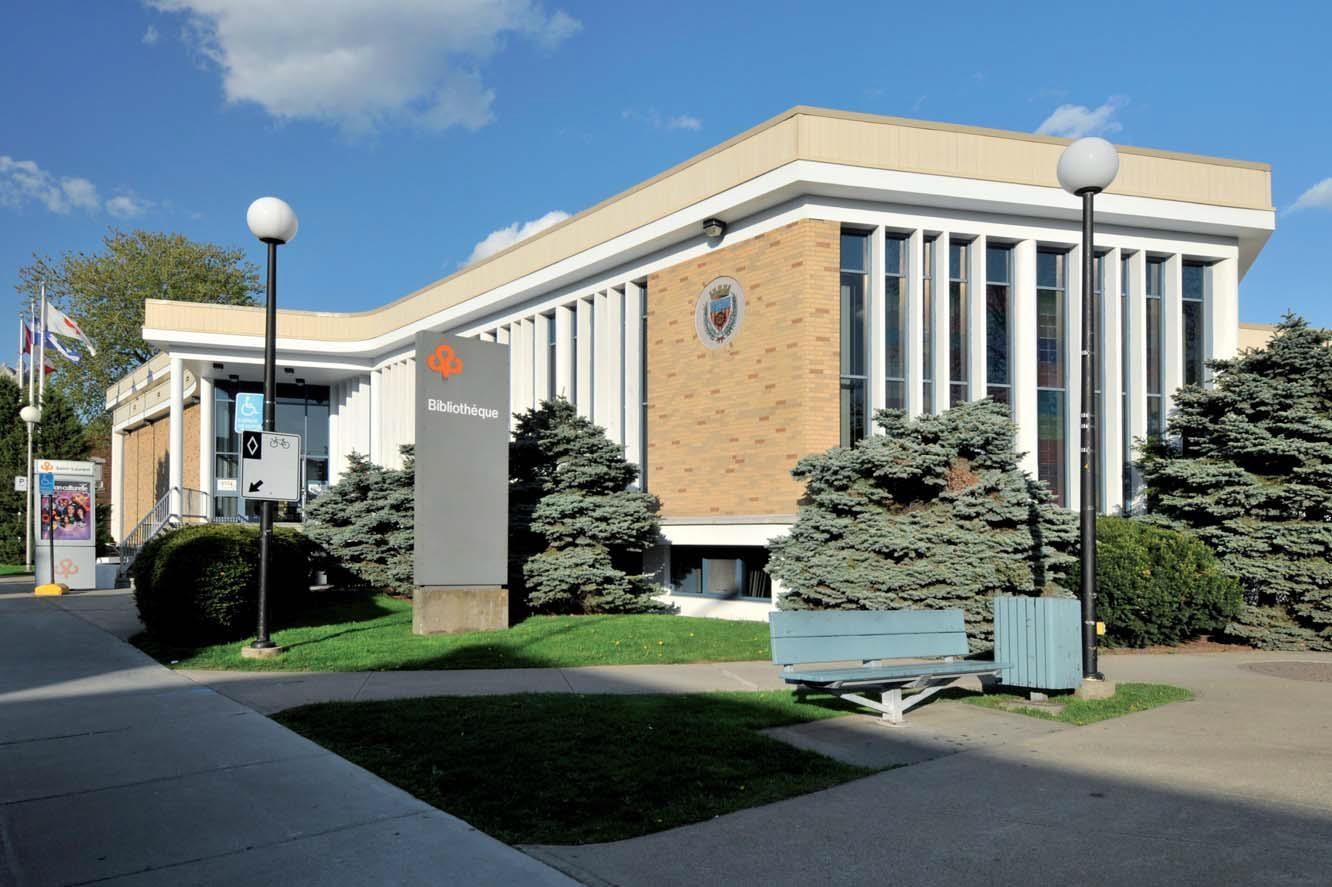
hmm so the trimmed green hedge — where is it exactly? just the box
[1071,517,1242,647]
[132,524,314,645]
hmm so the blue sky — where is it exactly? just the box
[3,1,1330,338]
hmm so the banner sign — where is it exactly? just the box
[413,333,510,587]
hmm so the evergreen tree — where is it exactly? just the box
[512,399,664,614]
[1140,316,1332,650]
[304,446,414,595]
[0,377,88,564]
[768,400,1077,647]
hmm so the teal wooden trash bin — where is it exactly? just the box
[993,596,1082,691]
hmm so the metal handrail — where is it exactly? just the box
[116,487,210,583]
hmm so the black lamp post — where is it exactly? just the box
[1057,137,1119,681]
[245,196,299,652]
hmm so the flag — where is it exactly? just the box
[21,322,67,371]
[43,302,96,356]
[42,329,82,364]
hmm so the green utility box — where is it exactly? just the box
[992,596,1082,691]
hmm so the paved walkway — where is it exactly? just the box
[0,582,577,887]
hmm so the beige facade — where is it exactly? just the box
[647,219,840,519]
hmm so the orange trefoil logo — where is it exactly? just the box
[427,343,464,380]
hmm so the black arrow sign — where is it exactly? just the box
[248,480,264,493]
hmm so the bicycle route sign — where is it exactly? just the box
[240,430,301,502]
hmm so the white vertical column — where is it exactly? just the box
[369,366,383,463]
[499,324,517,430]
[168,356,184,517]
[1126,251,1148,512]
[905,230,925,418]
[1207,255,1238,379]
[554,304,574,399]
[1162,254,1184,422]
[518,318,536,413]
[594,291,611,429]
[930,232,951,414]
[576,298,593,418]
[868,227,887,426]
[110,430,125,541]
[1066,244,1083,512]
[534,313,552,406]
[602,288,624,443]
[968,234,987,400]
[1012,240,1039,479]
[197,374,213,517]
[622,283,643,480]
[1102,249,1123,514]
[480,330,495,343]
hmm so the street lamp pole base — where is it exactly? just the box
[1075,677,1117,700]
[241,643,285,660]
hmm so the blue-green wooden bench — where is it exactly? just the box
[770,610,1006,724]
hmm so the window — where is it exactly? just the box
[1145,258,1165,438]
[922,237,935,411]
[985,245,1012,407]
[1037,249,1067,506]
[670,547,772,600]
[840,230,870,445]
[1092,252,1108,512]
[1121,254,1133,508]
[213,382,330,522]
[949,241,969,407]
[545,312,556,403]
[1182,262,1206,387]
[884,233,908,412]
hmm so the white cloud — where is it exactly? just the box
[623,108,703,132]
[466,210,569,265]
[142,24,160,44]
[0,156,102,214]
[1036,95,1128,139]
[147,0,581,133]
[1287,178,1332,214]
[0,156,155,219]
[107,194,155,218]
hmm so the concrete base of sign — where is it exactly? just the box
[240,644,286,660]
[34,582,69,596]
[1074,677,1118,700]
[413,586,509,635]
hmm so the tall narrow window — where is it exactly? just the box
[1092,253,1107,512]
[840,231,870,445]
[884,233,907,412]
[1182,261,1206,387]
[1121,254,1132,509]
[545,313,556,403]
[949,241,969,406]
[922,237,935,411]
[1037,249,1067,506]
[985,244,1012,407]
[1145,258,1165,438]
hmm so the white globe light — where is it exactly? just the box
[19,405,41,424]
[246,197,299,244]
[1057,137,1120,195]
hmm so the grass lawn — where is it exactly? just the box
[959,682,1192,725]
[0,564,32,576]
[133,592,772,671]
[275,691,869,845]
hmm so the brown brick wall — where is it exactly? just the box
[646,218,841,520]
[118,402,202,530]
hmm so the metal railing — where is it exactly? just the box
[116,487,210,583]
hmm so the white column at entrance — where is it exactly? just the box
[555,304,574,400]
[369,367,383,463]
[575,298,593,418]
[168,357,184,518]
[868,227,887,426]
[198,374,213,519]
[600,288,624,443]
[930,232,951,415]
[905,230,925,418]
[1162,254,1184,422]
[498,325,517,431]
[622,283,643,478]
[1208,255,1239,377]
[967,234,987,400]
[534,313,552,406]
[110,430,124,542]
[1101,249,1124,514]
[1012,240,1038,479]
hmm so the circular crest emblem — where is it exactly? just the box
[695,276,744,349]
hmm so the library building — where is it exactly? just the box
[106,106,1276,620]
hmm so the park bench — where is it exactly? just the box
[770,609,1006,724]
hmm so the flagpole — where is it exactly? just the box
[37,284,46,405]
[20,311,31,572]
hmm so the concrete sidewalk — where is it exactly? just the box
[0,583,578,887]
[528,650,1332,887]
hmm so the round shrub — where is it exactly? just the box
[1071,517,1242,647]
[132,524,314,645]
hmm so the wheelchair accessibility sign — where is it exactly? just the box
[234,393,264,433]
[240,430,301,502]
